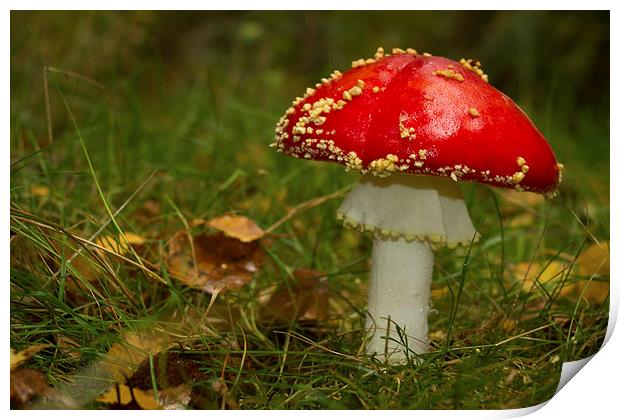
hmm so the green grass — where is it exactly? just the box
[10,11,609,409]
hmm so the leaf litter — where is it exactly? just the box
[10,344,50,406]
[166,231,265,294]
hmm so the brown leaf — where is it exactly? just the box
[207,215,264,242]
[260,268,329,324]
[10,344,49,371]
[166,232,264,293]
[70,253,101,281]
[142,200,162,216]
[10,368,51,408]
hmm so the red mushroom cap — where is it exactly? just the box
[272,48,563,195]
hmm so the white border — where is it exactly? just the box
[5,3,616,418]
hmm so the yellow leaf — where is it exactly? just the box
[124,232,147,245]
[97,385,162,409]
[95,232,146,255]
[30,185,50,197]
[207,215,264,242]
[10,344,49,371]
[431,285,450,299]
[500,318,516,333]
[577,241,610,276]
[567,241,610,304]
[103,332,168,383]
[515,261,567,293]
[507,212,536,228]
[428,330,447,343]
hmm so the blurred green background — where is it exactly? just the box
[12,10,609,166]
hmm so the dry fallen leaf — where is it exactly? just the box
[70,253,101,281]
[514,242,609,305]
[166,232,264,293]
[103,331,169,383]
[513,261,568,294]
[30,185,50,197]
[11,368,51,408]
[499,318,516,333]
[260,268,329,324]
[11,344,49,371]
[97,384,162,409]
[566,241,610,304]
[95,232,146,255]
[428,330,447,343]
[431,285,451,299]
[506,212,536,228]
[207,214,265,242]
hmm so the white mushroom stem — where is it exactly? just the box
[366,237,433,362]
[337,173,478,364]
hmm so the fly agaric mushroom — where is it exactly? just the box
[271,47,563,363]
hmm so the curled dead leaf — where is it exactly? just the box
[207,214,264,242]
[166,232,264,294]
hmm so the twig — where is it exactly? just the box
[281,330,364,363]
[265,184,353,234]
[446,323,555,352]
